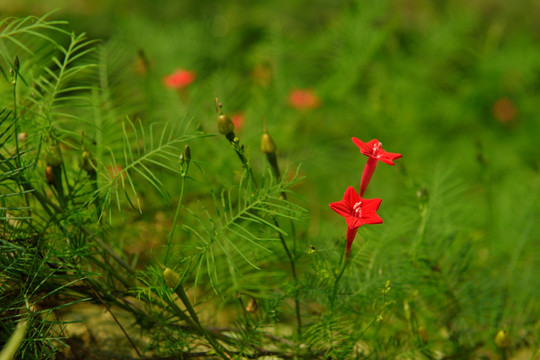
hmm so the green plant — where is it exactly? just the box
[1,4,539,359]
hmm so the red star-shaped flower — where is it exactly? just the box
[329,186,382,255]
[352,138,402,196]
[330,187,383,228]
[352,138,402,166]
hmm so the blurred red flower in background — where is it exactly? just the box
[232,113,245,131]
[288,88,320,110]
[163,69,196,89]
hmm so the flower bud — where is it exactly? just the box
[13,55,20,71]
[416,185,428,201]
[184,145,191,162]
[163,267,181,289]
[418,326,429,343]
[179,152,185,165]
[17,132,27,142]
[81,150,97,173]
[45,166,55,185]
[495,329,511,348]
[246,298,258,313]
[261,131,276,154]
[217,114,234,135]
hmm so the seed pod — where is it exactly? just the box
[261,131,276,154]
[45,166,55,185]
[215,98,234,136]
[217,114,234,136]
[163,267,181,289]
[495,329,511,348]
[17,132,27,142]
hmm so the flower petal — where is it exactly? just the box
[361,198,382,212]
[378,150,403,165]
[344,186,361,205]
[362,212,383,224]
[346,216,364,228]
[352,137,370,155]
[329,200,350,217]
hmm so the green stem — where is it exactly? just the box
[11,71,32,221]
[12,69,20,167]
[263,149,302,339]
[226,133,258,189]
[330,256,350,308]
[414,203,428,258]
[275,217,302,339]
[164,174,186,266]
[173,285,231,359]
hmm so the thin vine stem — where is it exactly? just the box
[221,122,304,339]
[330,255,350,308]
[274,217,302,339]
[164,174,187,266]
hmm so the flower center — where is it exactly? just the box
[372,141,382,157]
[353,201,363,217]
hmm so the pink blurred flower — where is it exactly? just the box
[232,113,245,131]
[288,88,320,110]
[163,69,196,89]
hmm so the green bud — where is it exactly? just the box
[163,267,181,289]
[184,145,191,162]
[217,114,234,135]
[261,131,276,154]
[418,326,429,343]
[81,150,97,173]
[179,152,185,165]
[13,55,20,71]
[495,329,511,348]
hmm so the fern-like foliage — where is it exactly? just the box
[96,117,205,221]
[28,32,97,136]
[180,166,307,297]
[0,11,68,79]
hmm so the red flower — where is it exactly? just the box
[288,89,320,110]
[352,138,402,166]
[231,113,245,131]
[163,69,196,89]
[329,186,382,254]
[352,138,402,196]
